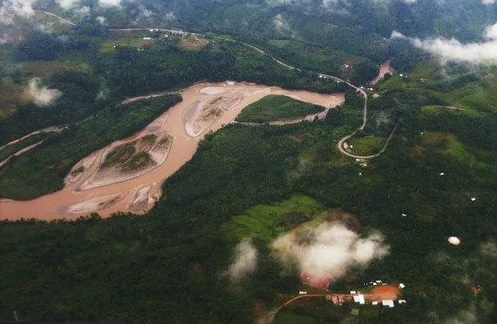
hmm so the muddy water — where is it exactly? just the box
[370,60,394,85]
[0,82,344,220]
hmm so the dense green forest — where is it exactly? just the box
[236,95,325,123]
[1,92,497,322]
[1,0,497,323]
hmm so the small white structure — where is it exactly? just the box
[440,172,445,176]
[448,236,461,245]
[399,283,406,289]
[143,37,152,40]
[382,300,395,308]
[299,291,308,295]
[398,300,407,304]
[376,280,382,283]
[350,290,357,294]
[471,197,477,202]
[353,294,366,304]
[401,213,407,217]
[358,295,365,305]
[372,301,379,306]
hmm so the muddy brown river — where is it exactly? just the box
[0,82,344,220]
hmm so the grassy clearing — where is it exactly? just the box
[418,131,475,164]
[21,59,90,80]
[420,105,482,118]
[100,37,153,54]
[236,95,325,123]
[347,135,386,155]
[434,75,497,113]
[222,194,325,241]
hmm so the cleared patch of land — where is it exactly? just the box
[179,36,209,51]
[346,135,387,156]
[416,131,475,164]
[235,95,325,123]
[100,37,153,54]
[21,59,89,79]
[222,194,325,241]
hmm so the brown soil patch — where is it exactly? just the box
[179,37,209,51]
[367,285,401,301]
[370,60,394,85]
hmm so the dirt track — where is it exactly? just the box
[0,82,343,220]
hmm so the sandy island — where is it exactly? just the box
[0,82,344,220]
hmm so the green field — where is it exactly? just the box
[347,135,386,156]
[222,194,325,241]
[100,37,154,54]
[21,59,90,80]
[236,95,325,123]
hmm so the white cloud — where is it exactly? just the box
[99,0,121,7]
[26,78,62,107]
[391,24,497,65]
[227,239,258,283]
[56,0,79,10]
[484,22,497,40]
[482,0,494,5]
[0,0,38,25]
[96,16,106,25]
[56,0,120,10]
[272,222,389,288]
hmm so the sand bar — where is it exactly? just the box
[0,82,344,220]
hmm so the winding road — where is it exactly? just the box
[0,16,397,220]
[39,12,396,159]
[228,42,398,159]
